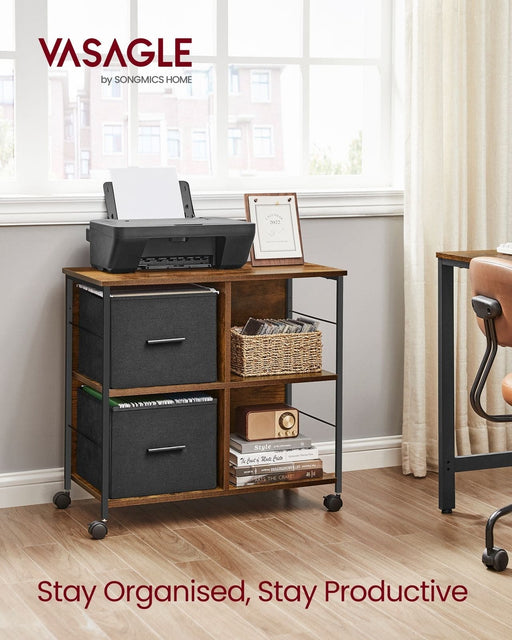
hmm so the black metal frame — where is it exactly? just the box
[285,276,344,497]
[438,256,512,511]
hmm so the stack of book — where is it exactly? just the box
[229,433,323,487]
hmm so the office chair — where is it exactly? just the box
[469,255,512,571]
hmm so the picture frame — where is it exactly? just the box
[244,193,304,266]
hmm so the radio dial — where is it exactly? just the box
[279,412,296,430]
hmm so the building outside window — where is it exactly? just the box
[253,126,273,157]
[228,128,242,157]
[167,129,181,159]
[228,66,240,94]
[138,125,161,154]
[191,130,208,161]
[103,124,123,154]
[80,150,90,177]
[250,71,271,103]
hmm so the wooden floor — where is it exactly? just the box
[2,466,512,639]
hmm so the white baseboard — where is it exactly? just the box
[0,435,402,509]
[317,434,402,473]
[0,469,90,508]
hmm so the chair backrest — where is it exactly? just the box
[470,256,512,347]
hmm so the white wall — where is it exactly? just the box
[0,214,403,481]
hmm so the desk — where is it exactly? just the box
[437,249,512,512]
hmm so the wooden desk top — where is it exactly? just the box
[436,249,510,265]
[63,262,347,287]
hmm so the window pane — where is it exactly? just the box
[137,64,215,176]
[0,0,15,50]
[0,60,15,179]
[310,0,381,58]
[138,125,161,154]
[48,0,129,50]
[167,129,181,159]
[138,0,215,56]
[49,66,129,180]
[309,66,381,177]
[228,0,302,57]
[228,65,301,177]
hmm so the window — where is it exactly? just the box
[79,99,89,128]
[64,162,75,179]
[80,150,90,177]
[228,66,239,94]
[253,126,273,157]
[167,129,181,159]
[103,124,123,154]
[101,78,122,100]
[228,128,242,157]
[1,0,402,195]
[138,125,161,154]
[250,71,271,103]
[192,130,208,161]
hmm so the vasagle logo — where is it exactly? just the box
[38,37,192,68]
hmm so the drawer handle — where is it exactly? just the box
[146,337,186,345]
[146,445,186,454]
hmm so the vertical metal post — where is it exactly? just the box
[101,287,111,521]
[438,260,455,512]
[285,278,293,406]
[334,276,344,495]
[64,276,73,492]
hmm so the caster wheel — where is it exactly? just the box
[323,494,343,512]
[441,508,452,514]
[52,491,71,509]
[88,521,108,540]
[482,547,509,571]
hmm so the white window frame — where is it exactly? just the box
[0,0,404,221]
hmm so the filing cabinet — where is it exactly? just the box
[60,264,345,539]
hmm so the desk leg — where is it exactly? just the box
[438,260,455,512]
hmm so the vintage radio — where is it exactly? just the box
[235,404,299,441]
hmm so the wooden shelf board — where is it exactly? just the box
[71,473,337,507]
[73,372,226,396]
[73,370,337,395]
[226,473,336,494]
[229,369,337,387]
[63,263,347,288]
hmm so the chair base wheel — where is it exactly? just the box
[88,520,108,540]
[482,547,508,571]
[323,494,343,512]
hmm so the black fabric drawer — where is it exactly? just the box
[77,285,217,388]
[76,387,218,498]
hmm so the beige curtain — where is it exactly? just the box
[402,0,512,477]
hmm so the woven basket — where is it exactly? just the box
[230,327,322,377]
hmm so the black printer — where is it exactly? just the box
[86,181,255,273]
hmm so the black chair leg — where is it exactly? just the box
[482,504,512,571]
